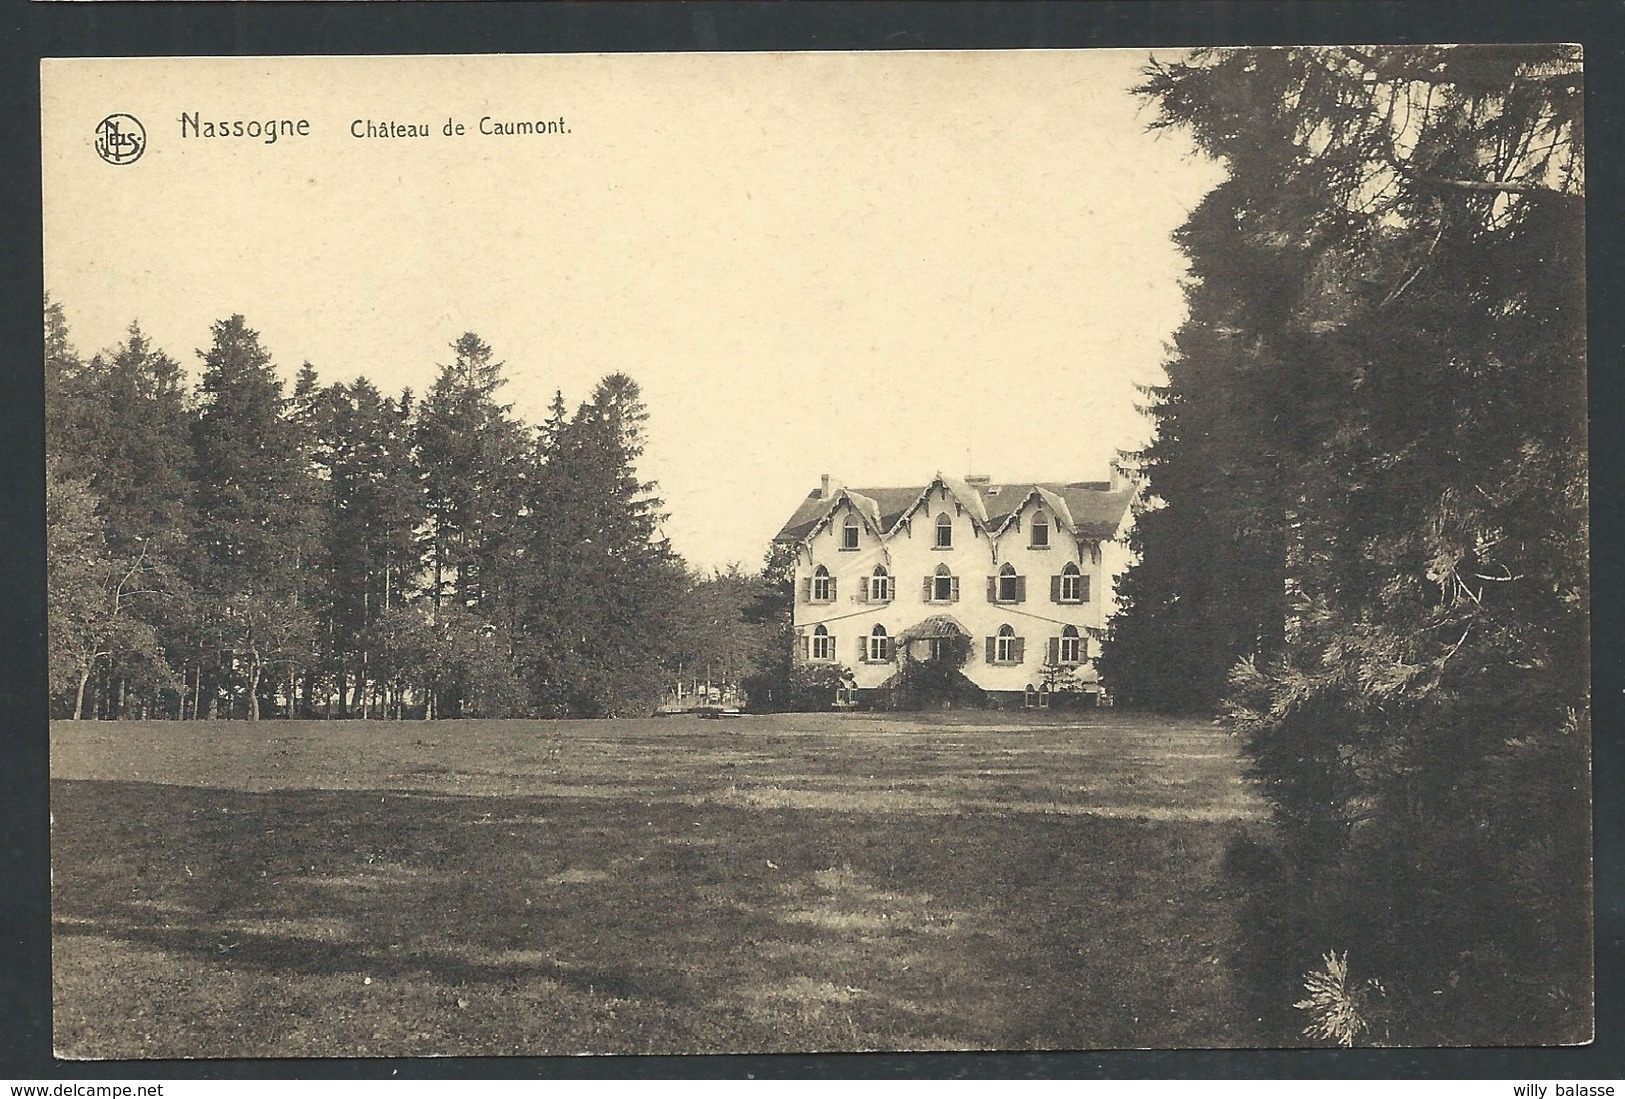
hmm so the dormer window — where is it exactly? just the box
[805,564,835,604]
[935,512,954,548]
[841,514,860,550]
[1031,511,1050,549]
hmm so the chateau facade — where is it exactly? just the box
[773,472,1135,706]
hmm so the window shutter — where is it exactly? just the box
[1015,576,1027,603]
[985,637,997,664]
[859,576,869,602]
[987,576,997,602]
[859,636,869,662]
[801,577,811,603]
[950,576,960,602]
[803,635,811,661]
[1047,637,1059,664]
[1051,575,1062,603]
[1013,637,1026,664]
[1081,575,1091,602]
[829,577,838,602]
[880,637,891,662]
[923,576,933,601]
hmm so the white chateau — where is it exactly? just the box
[773,472,1136,707]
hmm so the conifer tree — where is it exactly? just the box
[1117,45,1588,1042]
[414,333,531,612]
[412,333,532,714]
[303,377,425,715]
[521,374,685,715]
[187,315,317,718]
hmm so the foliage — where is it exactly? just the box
[1293,950,1386,1047]
[300,375,423,715]
[743,660,851,714]
[1037,660,1092,703]
[44,317,193,717]
[739,540,851,713]
[46,464,173,718]
[414,333,531,612]
[1121,45,1590,1043]
[737,542,809,712]
[887,633,982,710]
[44,307,712,721]
[669,565,776,693]
[518,373,689,717]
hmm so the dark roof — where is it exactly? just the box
[773,476,1134,544]
[896,614,971,642]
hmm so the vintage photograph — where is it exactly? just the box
[42,46,1590,1056]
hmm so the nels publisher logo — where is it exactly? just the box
[94,114,146,165]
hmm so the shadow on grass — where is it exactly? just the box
[53,776,1262,1053]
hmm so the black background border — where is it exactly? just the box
[3,0,1619,1082]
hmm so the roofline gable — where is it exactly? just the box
[796,487,887,546]
[892,472,991,536]
[988,486,1078,539]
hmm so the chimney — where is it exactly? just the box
[965,473,991,486]
[820,473,831,499]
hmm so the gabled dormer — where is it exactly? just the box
[893,472,993,543]
[798,488,886,559]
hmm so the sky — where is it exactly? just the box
[42,51,1224,571]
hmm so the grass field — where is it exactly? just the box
[51,711,1266,1057]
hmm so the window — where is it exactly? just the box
[841,515,859,550]
[1037,682,1051,709]
[1031,511,1049,548]
[807,565,834,603]
[991,563,1025,604]
[927,564,959,603]
[865,624,892,664]
[1059,625,1083,665]
[864,565,892,603]
[1024,684,1038,709]
[935,512,953,548]
[989,624,1024,665]
[810,624,834,661]
[1055,562,1089,604]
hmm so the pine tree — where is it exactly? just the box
[520,374,686,716]
[1122,45,1588,1042]
[187,315,317,719]
[304,376,425,715]
[43,307,189,717]
[414,333,531,613]
[411,333,532,714]
[44,295,88,473]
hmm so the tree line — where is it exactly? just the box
[1100,46,1589,1044]
[46,309,777,721]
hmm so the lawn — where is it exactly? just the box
[51,710,1266,1057]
